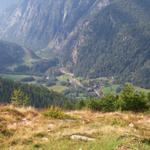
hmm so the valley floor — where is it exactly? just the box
[0,105,150,150]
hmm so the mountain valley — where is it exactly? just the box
[0,1,150,149]
[0,0,149,90]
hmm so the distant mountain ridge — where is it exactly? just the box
[0,0,108,50]
[0,0,150,88]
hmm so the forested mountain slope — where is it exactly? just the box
[0,40,40,73]
[67,0,150,88]
[0,40,25,72]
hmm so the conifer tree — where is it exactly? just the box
[11,89,30,107]
[22,95,30,107]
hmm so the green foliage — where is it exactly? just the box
[100,95,117,112]
[148,92,150,102]
[43,106,68,119]
[34,132,47,138]
[70,0,150,89]
[87,95,117,112]
[11,89,30,107]
[75,100,86,110]
[0,78,68,108]
[77,83,149,112]
[1,76,149,112]
[23,94,30,106]
[0,40,25,71]
[118,84,148,112]
[86,99,102,111]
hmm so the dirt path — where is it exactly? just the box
[60,68,84,88]
[60,68,100,96]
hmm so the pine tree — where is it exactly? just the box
[23,95,30,107]
[118,83,148,112]
[11,89,30,107]
[11,89,22,106]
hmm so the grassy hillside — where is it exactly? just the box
[0,105,150,150]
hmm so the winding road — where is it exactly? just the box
[60,68,100,96]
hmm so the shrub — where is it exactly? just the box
[63,101,75,110]
[86,98,102,111]
[34,132,47,138]
[75,100,86,110]
[147,92,150,110]
[100,95,118,112]
[85,84,149,112]
[86,95,117,112]
[117,83,149,112]
[43,106,68,119]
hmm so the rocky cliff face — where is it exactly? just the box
[0,0,110,50]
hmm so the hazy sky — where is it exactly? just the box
[0,0,19,11]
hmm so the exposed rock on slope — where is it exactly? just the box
[0,0,109,50]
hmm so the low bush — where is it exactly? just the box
[117,84,149,112]
[43,106,68,119]
[86,99,102,111]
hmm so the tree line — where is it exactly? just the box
[0,77,150,112]
[0,78,69,108]
[66,83,150,112]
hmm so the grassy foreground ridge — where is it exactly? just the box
[0,105,150,150]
